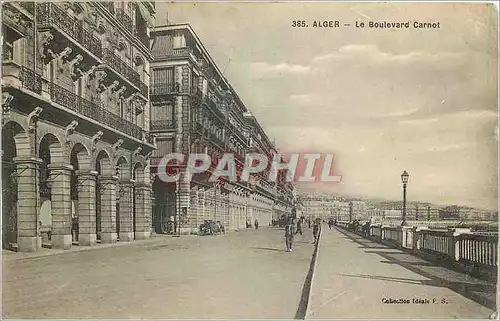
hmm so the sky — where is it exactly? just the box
[155,2,498,211]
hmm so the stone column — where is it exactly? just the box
[76,170,98,246]
[200,189,205,221]
[49,164,73,250]
[190,186,198,228]
[14,157,43,252]
[118,179,135,241]
[99,175,118,243]
[135,183,151,239]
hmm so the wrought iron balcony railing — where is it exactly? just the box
[20,66,42,94]
[19,2,35,15]
[103,2,115,14]
[3,46,13,61]
[49,82,143,140]
[102,48,141,89]
[211,132,225,149]
[150,119,176,131]
[151,83,180,96]
[135,30,149,48]
[36,3,102,58]
[116,8,133,34]
[139,81,148,98]
[103,3,147,47]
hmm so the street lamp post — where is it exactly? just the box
[401,170,409,226]
[349,201,353,222]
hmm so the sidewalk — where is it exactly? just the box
[2,234,172,262]
[307,227,495,319]
[1,228,259,262]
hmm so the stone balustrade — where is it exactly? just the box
[335,221,498,280]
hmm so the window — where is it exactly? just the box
[173,33,186,49]
[153,67,175,93]
[3,40,13,61]
[154,140,174,158]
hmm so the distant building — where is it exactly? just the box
[439,206,461,220]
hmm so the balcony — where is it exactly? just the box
[115,8,133,34]
[36,3,102,58]
[102,48,141,88]
[191,121,204,136]
[102,3,149,48]
[20,66,42,95]
[49,82,143,140]
[139,81,149,98]
[18,2,35,15]
[151,82,180,96]
[211,132,225,149]
[135,30,149,49]
[150,119,176,131]
[103,2,115,14]
[160,47,201,65]
[3,7,28,39]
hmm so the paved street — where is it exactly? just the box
[308,226,496,319]
[3,228,315,319]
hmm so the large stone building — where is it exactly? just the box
[148,24,294,233]
[299,193,372,221]
[2,2,156,252]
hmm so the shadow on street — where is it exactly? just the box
[334,228,496,310]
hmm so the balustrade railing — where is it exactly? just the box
[102,48,141,88]
[49,82,143,140]
[371,225,383,238]
[36,3,102,58]
[457,234,497,267]
[20,66,42,94]
[403,228,415,248]
[335,221,498,278]
[421,230,450,256]
[171,47,193,57]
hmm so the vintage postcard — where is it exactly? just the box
[1,1,498,320]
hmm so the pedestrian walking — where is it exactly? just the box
[328,219,333,230]
[295,218,303,235]
[285,218,296,252]
[308,219,311,229]
[313,218,321,244]
[254,218,259,230]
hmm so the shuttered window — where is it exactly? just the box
[153,139,174,158]
[152,67,175,93]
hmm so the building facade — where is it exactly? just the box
[149,24,294,234]
[2,2,156,252]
